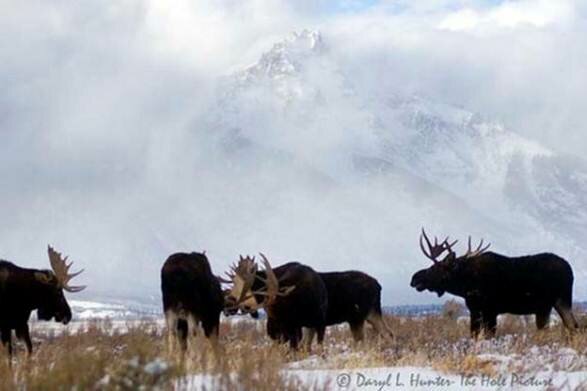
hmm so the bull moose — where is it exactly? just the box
[410,229,579,337]
[277,271,394,345]
[316,271,394,342]
[0,246,86,356]
[264,271,395,348]
[224,254,327,350]
[161,252,224,351]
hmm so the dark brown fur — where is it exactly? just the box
[251,262,328,350]
[161,252,223,351]
[0,260,72,356]
[265,271,393,345]
[411,251,578,337]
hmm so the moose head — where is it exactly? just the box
[410,229,490,297]
[223,253,295,314]
[35,246,86,324]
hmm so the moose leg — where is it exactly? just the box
[165,311,177,349]
[176,319,188,352]
[15,324,33,355]
[315,325,325,345]
[350,321,365,343]
[266,319,285,343]
[554,299,578,330]
[535,309,551,330]
[287,328,301,350]
[203,319,220,354]
[366,312,394,341]
[295,328,304,347]
[469,311,482,338]
[186,314,199,352]
[482,313,497,338]
[302,328,316,351]
[1,327,12,357]
[187,315,199,338]
[203,320,218,339]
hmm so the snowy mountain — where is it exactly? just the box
[69,300,160,320]
[194,30,587,300]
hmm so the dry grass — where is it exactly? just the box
[0,311,586,390]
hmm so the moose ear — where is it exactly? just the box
[34,272,52,285]
[449,256,465,270]
[444,252,457,263]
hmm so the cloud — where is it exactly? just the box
[324,0,587,156]
[1,0,586,305]
[438,0,574,32]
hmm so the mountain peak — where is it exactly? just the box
[284,29,323,52]
[238,30,324,83]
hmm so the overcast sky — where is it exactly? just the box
[1,0,585,304]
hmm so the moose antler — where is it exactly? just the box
[464,236,491,258]
[216,275,233,284]
[419,229,457,263]
[47,246,86,293]
[443,237,459,254]
[231,256,256,281]
[228,255,258,302]
[254,253,295,303]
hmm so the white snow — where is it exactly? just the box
[178,366,587,390]
[144,358,170,376]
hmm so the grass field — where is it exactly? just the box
[1,309,587,390]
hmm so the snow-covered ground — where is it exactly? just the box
[24,300,587,390]
[70,300,149,320]
[288,366,587,390]
[169,337,587,389]
[179,365,587,390]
